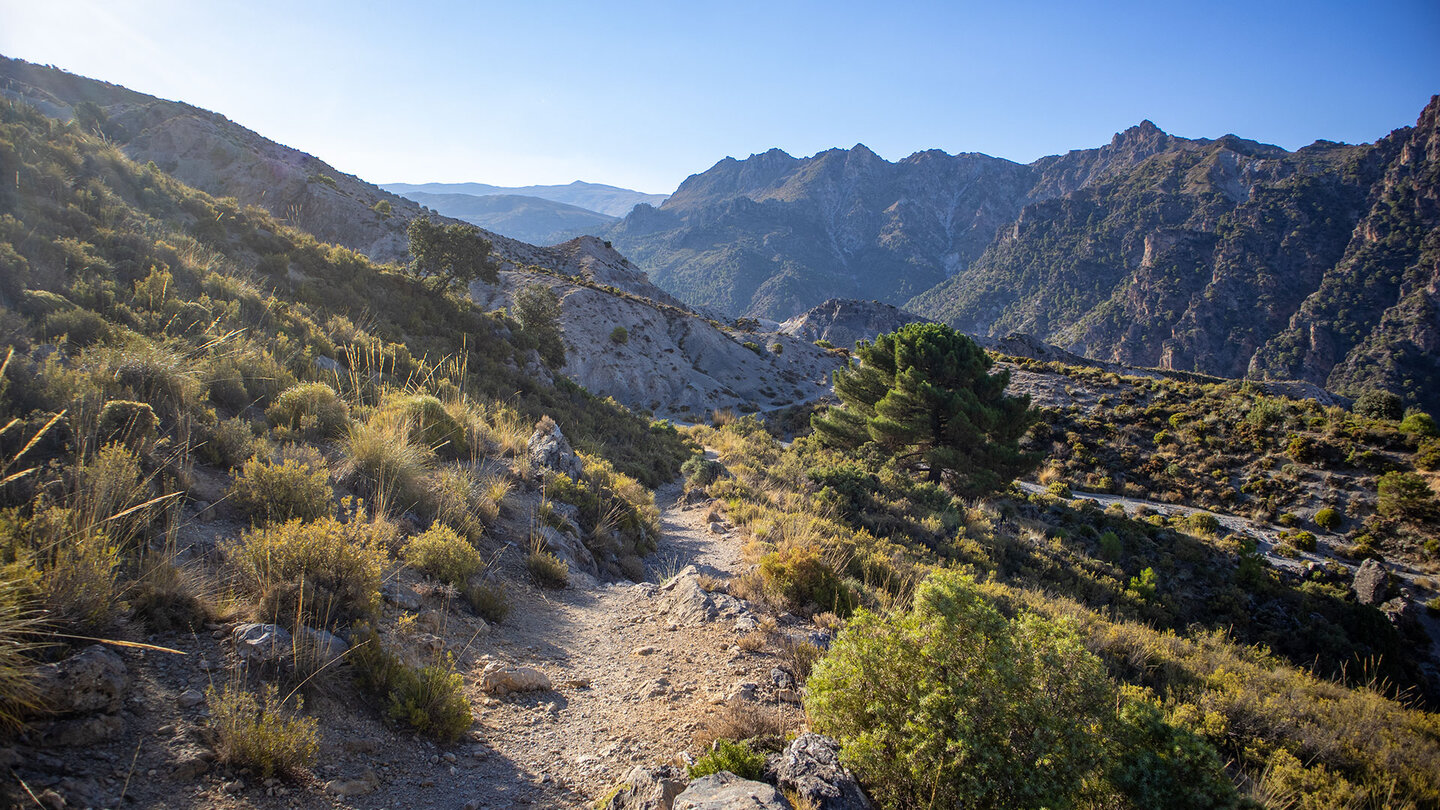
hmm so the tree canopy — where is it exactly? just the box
[405,216,497,290]
[513,283,565,369]
[811,322,1036,496]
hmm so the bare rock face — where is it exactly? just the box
[778,299,928,349]
[1353,559,1390,606]
[774,734,873,810]
[528,417,583,481]
[539,525,599,579]
[598,764,688,810]
[672,772,792,810]
[33,645,128,715]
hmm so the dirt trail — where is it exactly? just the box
[353,483,769,810]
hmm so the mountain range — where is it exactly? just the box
[399,190,619,246]
[382,180,667,218]
[606,102,1440,410]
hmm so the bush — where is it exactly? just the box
[231,516,388,626]
[464,580,510,623]
[1377,471,1436,520]
[688,739,765,780]
[229,455,333,524]
[386,659,472,742]
[197,416,258,468]
[1400,410,1438,438]
[680,455,726,491]
[609,326,628,344]
[806,571,1115,809]
[348,625,472,741]
[1353,390,1403,421]
[207,684,319,780]
[95,400,157,451]
[1417,438,1440,471]
[759,546,854,616]
[342,414,432,510]
[1184,512,1222,537]
[266,382,349,440]
[1314,508,1342,531]
[404,524,483,586]
[384,394,468,459]
[526,549,569,588]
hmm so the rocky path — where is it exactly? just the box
[354,483,778,810]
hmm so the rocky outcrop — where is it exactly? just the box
[672,772,792,810]
[773,734,872,810]
[473,270,843,418]
[597,764,688,810]
[33,645,128,716]
[1353,559,1391,606]
[528,417,584,481]
[778,299,928,348]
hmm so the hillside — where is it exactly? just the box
[400,191,618,245]
[383,180,668,218]
[608,99,1440,412]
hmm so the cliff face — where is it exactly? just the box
[777,298,929,348]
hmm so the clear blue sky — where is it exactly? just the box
[2,0,1436,193]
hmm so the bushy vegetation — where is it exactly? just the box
[231,516,390,626]
[688,738,765,781]
[229,453,333,524]
[348,625,472,741]
[207,684,319,780]
[403,523,483,585]
[687,410,1439,807]
[808,571,1234,809]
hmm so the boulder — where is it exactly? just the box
[232,623,292,666]
[539,525,599,578]
[673,772,791,809]
[597,764,688,810]
[301,626,349,661]
[32,645,128,715]
[1352,559,1389,605]
[478,661,552,695]
[528,417,583,481]
[382,581,422,611]
[774,734,872,810]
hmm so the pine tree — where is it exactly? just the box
[812,322,1037,496]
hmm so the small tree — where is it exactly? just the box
[405,216,497,291]
[513,283,565,369]
[811,322,1037,497]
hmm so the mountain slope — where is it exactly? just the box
[402,191,618,245]
[607,145,1034,318]
[383,180,667,218]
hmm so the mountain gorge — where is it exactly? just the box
[609,101,1440,410]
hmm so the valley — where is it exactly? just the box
[0,52,1437,810]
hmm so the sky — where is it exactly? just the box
[1,0,1437,193]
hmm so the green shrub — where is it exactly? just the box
[1314,508,1341,531]
[384,394,468,459]
[1108,685,1238,809]
[1400,410,1438,438]
[348,625,472,741]
[680,455,726,490]
[1290,530,1317,552]
[1098,531,1123,561]
[1353,390,1403,421]
[42,307,110,348]
[404,524,483,586]
[229,455,333,524]
[759,546,854,616]
[1377,471,1436,520]
[526,549,569,588]
[1184,512,1222,537]
[688,739,765,780]
[342,414,431,510]
[197,416,258,469]
[386,659,472,741]
[742,341,763,355]
[207,684,319,780]
[231,516,388,626]
[609,326,628,344]
[464,580,510,623]
[806,571,1116,809]
[266,382,349,440]
[1417,438,1440,471]
[95,400,158,451]
[1046,481,1072,498]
